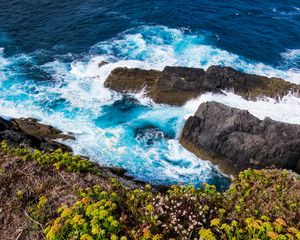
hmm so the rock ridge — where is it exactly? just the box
[104,65,300,105]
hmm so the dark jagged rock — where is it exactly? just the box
[180,102,300,175]
[0,117,73,152]
[104,65,300,105]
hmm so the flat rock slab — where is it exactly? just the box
[180,101,300,175]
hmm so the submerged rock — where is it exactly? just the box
[104,65,300,105]
[180,101,300,175]
[98,61,109,68]
[0,117,74,152]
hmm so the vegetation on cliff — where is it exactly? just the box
[0,141,299,240]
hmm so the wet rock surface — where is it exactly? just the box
[180,101,300,175]
[203,66,300,100]
[104,67,161,94]
[0,117,74,152]
[104,65,300,105]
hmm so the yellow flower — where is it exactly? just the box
[80,234,93,240]
[199,229,216,240]
[275,218,286,226]
[111,220,120,228]
[146,204,154,212]
[152,234,162,240]
[130,195,135,201]
[111,192,118,199]
[231,220,238,228]
[261,215,270,222]
[81,197,90,205]
[267,231,278,239]
[142,228,152,239]
[210,218,220,227]
[61,207,72,218]
[71,214,82,224]
[110,234,118,240]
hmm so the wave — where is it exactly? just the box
[281,49,300,69]
[90,25,300,83]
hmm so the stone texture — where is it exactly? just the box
[104,65,300,105]
[152,66,206,105]
[104,67,161,94]
[180,101,300,175]
[0,117,74,152]
[203,66,300,100]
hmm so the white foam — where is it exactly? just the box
[90,25,300,84]
[281,49,300,61]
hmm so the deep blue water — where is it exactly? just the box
[0,0,299,189]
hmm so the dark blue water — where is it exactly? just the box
[1,0,299,67]
[0,0,299,189]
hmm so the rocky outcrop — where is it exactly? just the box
[0,117,74,152]
[180,102,300,175]
[104,65,300,105]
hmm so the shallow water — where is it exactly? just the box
[0,0,299,189]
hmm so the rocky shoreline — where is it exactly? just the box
[0,65,300,179]
[104,64,300,176]
[1,64,300,179]
[0,116,148,186]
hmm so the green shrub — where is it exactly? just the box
[45,186,125,240]
[225,169,300,227]
[0,141,98,173]
[1,141,299,239]
[200,217,300,240]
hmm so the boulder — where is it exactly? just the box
[180,102,300,175]
[0,117,73,152]
[104,65,300,105]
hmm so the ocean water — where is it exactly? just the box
[0,0,299,189]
